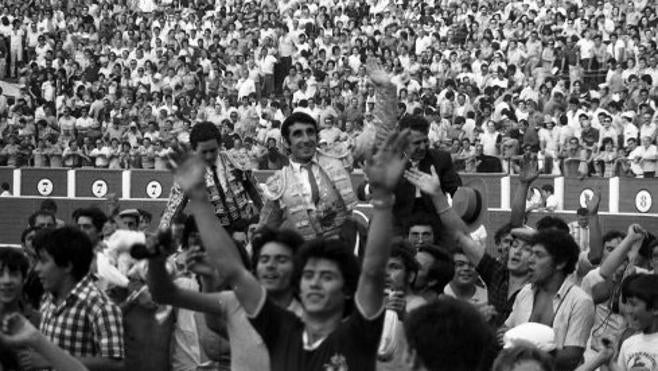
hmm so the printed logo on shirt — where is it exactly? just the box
[627,352,657,371]
[323,353,348,371]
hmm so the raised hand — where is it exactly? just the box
[364,130,410,193]
[365,57,390,86]
[166,143,206,196]
[519,153,539,184]
[404,165,441,196]
[626,223,646,243]
[586,188,602,216]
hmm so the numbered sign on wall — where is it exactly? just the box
[37,178,53,196]
[635,190,652,213]
[92,180,108,198]
[146,181,162,199]
[579,188,594,208]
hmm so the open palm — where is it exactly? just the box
[365,57,390,86]
[364,130,410,192]
[166,143,206,194]
[404,166,441,196]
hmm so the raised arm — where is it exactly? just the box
[511,154,538,227]
[357,130,410,318]
[366,57,398,149]
[599,224,645,280]
[585,189,603,266]
[404,166,484,265]
[168,148,263,315]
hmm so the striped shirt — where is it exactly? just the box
[40,275,124,360]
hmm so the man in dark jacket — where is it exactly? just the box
[358,115,461,232]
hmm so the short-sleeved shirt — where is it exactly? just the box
[617,332,658,371]
[216,291,303,371]
[505,279,595,349]
[40,275,124,359]
[248,291,384,371]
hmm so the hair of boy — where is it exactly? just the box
[33,227,94,281]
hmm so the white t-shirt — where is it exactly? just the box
[617,332,658,371]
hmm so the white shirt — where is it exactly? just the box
[505,280,595,349]
[289,158,323,206]
[617,333,658,371]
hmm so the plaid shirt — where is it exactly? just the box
[476,253,524,327]
[40,275,124,360]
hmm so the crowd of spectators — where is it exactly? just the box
[0,0,657,177]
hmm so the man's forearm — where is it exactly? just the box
[510,181,530,227]
[357,190,395,316]
[31,335,88,371]
[588,213,603,265]
[188,198,243,279]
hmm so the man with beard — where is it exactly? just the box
[160,122,262,231]
[258,137,289,170]
[259,112,358,241]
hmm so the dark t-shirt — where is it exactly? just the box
[249,297,384,371]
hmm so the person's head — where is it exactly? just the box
[407,215,435,248]
[601,230,626,262]
[118,209,140,231]
[535,216,570,233]
[621,273,658,333]
[404,297,496,371]
[495,223,514,259]
[190,121,222,166]
[528,230,579,286]
[40,199,58,215]
[251,227,304,295]
[295,238,360,317]
[541,185,554,196]
[281,112,318,163]
[450,249,477,289]
[399,115,430,161]
[576,207,589,228]
[72,207,108,245]
[492,345,555,371]
[28,210,56,230]
[33,227,94,295]
[414,244,454,293]
[386,239,419,292]
[0,247,30,307]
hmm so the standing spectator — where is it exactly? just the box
[504,230,595,371]
[31,227,124,370]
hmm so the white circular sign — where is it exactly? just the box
[37,178,53,196]
[146,181,163,199]
[92,180,108,198]
[635,190,652,213]
[579,188,594,208]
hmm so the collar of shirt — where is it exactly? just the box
[43,274,95,313]
[289,154,319,172]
